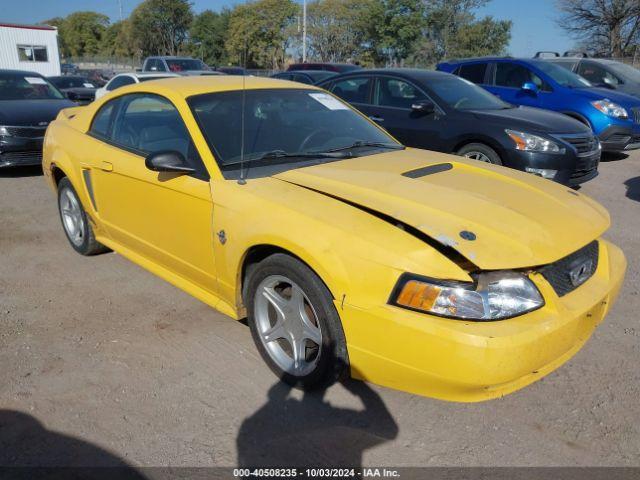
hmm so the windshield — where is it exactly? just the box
[607,62,640,83]
[189,88,397,179]
[166,58,207,72]
[0,73,65,100]
[532,60,592,88]
[428,75,510,110]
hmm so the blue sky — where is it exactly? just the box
[0,0,574,57]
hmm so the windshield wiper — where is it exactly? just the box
[222,149,348,168]
[318,141,405,153]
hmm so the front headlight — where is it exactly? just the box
[0,126,9,136]
[391,271,544,320]
[591,99,628,119]
[505,129,564,154]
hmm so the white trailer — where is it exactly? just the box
[0,23,61,76]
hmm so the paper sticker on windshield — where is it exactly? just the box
[83,83,95,88]
[25,77,47,85]
[309,93,349,110]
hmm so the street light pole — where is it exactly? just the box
[302,0,307,62]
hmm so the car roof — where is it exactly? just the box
[0,69,44,76]
[318,68,453,82]
[113,75,319,99]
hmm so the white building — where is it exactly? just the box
[0,23,61,76]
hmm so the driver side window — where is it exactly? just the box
[374,77,426,109]
[577,62,621,85]
[495,63,549,91]
[110,93,209,179]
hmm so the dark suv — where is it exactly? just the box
[317,69,600,186]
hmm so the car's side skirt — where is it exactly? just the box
[95,234,238,320]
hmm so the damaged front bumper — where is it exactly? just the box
[340,239,626,402]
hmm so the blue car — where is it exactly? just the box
[437,57,640,152]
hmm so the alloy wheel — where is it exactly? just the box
[59,188,85,247]
[464,151,493,163]
[254,275,323,376]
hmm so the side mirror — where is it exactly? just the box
[145,151,195,174]
[521,82,539,94]
[411,100,435,114]
[66,91,78,101]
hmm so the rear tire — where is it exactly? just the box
[244,253,349,390]
[457,143,503,165]
[57,177,110,256]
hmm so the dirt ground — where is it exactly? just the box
[1,153,639,470]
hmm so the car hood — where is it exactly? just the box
[274,149,609,270]
[469,106,589,134]
[575,86,640,107]
[0,99,76,126]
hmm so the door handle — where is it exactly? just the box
[369,115,384,123]
[100,161,113,172]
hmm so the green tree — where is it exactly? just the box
[407,0,511,66]
[130,0,194,56]
[448,16,511,58]
[305,0,373,63]
[226,0,297,69]
[368,0,426,66]
[101,20,135,58]
[50,11,109,58]
[188,9,230,66]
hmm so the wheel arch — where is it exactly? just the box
[560,111,592,129]
[237,243,340,312]
[452,136,506,161]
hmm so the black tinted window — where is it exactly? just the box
[111,94,207,178]
[495,62,546,90]
[374,77,426,109]
[90,99,118,138]
[329,77,371,103]
[107,76,135,91]
[577,62,621,85]
[458,63,487,84]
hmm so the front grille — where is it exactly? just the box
[538,241,599,297]
[632,107,640,124]
[571,155,599,179]
[559,134,599,155]
[0,150,43,165]
[1,126,46,138]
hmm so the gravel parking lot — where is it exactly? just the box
[1,154,639,470]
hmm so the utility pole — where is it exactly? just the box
[118,0,123,22]
[302,0,307,62]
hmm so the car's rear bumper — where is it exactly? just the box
[340,239,626,402]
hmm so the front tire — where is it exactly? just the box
[245,254,348,389]
[57,177,109,256]
[457,143,503,165]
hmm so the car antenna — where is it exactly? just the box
[237,8,248,186]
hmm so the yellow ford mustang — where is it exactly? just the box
[43,76,626,402]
